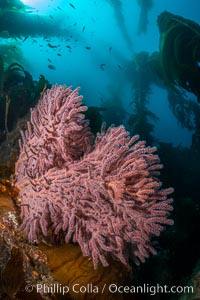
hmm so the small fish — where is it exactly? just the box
[85,46,91,50]
[69,3,76,9]
[117,64,122,69]
[47,43,57,48]
[48,64,56,70]
[48,58,52,62]
[66,45,72,52]
[32,39,37,44]
[109,46,112,52]
[100,64,105,71]
[57,6,62,10]
[74,22,77,27]
[39,44,43,47]
[49,15,53,19]
[82,26,85,32]
[57,53,62,56]
[22,35,29,42]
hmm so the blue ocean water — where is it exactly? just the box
[1,0,199,146]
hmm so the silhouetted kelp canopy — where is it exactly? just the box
[105,0,133,51]
[0,0,25,10]
[0,56,51,140]
[0,0,69,39]
[0,11,65,38]
[137,0,153,34]
[157,11,200,102]
[125,51,158,144]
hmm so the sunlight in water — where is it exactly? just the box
[22,0,41,6]
[22,0,51,10]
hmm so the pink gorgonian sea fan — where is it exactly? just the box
[15,85,174,270]
[15,85,93,178]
